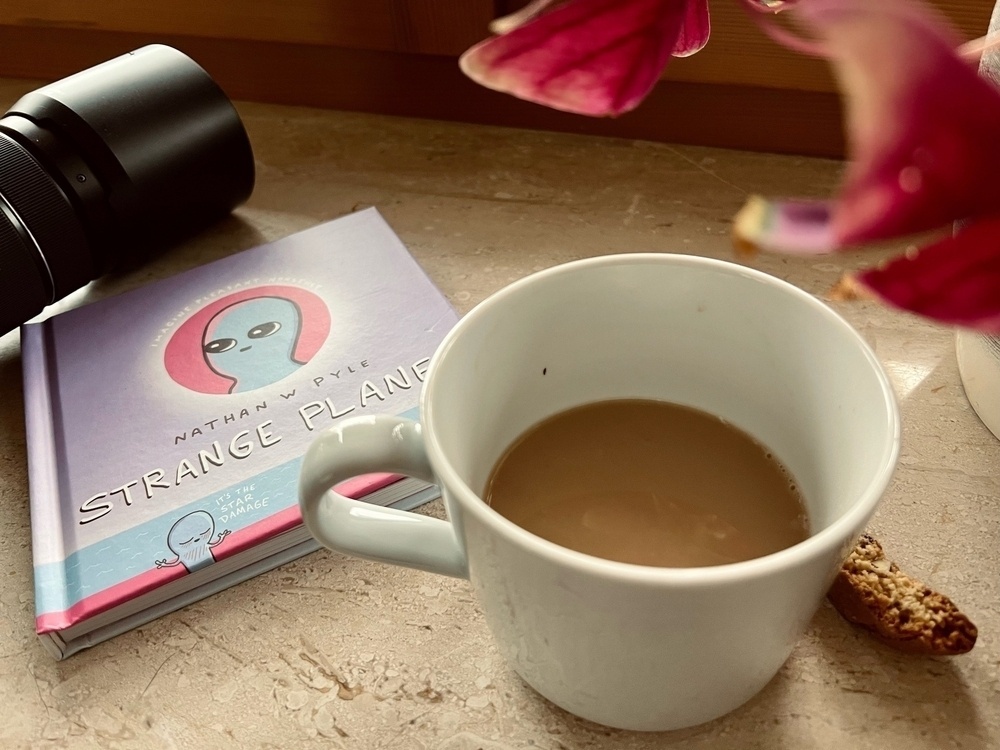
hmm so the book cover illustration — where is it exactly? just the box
[22,208,458,652]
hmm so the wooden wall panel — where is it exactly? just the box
[672,0,992,93]
[2,0,986,156]
[0,26,845,157]
[0,0,495,55]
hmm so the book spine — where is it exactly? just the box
[22,322,69,626]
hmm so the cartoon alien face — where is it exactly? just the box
[166,510,216,565]
[202,297,303,393]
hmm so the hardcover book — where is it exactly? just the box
[22,208,458,659]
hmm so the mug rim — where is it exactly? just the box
[422,253,901,585]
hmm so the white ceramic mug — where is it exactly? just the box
[299,254,900,731]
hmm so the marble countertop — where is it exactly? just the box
[0,77,996,749]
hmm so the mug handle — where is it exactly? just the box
[298,414,468,579]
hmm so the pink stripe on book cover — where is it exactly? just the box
[36,564,188,633]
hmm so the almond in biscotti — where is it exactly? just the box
[826,533,977,655]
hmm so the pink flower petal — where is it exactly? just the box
[774,0,1000,246]
[489,0,563,34]
[673,0,710,57]
[958,31,1000,61]
[459,0,690,116]
[836,217,1000,332]
[740,0,828,57]
[732,195,838,254]
[742,0,796,10]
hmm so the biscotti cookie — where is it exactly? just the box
[827,534,977,655]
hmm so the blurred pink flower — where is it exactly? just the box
[459,0,714,117]
[461,0,1000,332]
[733,0,1000,332]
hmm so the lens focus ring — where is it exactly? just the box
[0,196,50,334]
[0,132,93,300]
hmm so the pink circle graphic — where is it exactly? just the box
[164,285,330,394]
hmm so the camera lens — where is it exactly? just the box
[0,44,255,337]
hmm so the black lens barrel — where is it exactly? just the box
[0,44,255,337]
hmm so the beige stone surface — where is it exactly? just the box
[0,77,996,749]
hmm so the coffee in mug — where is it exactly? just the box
[484,398,809,568]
